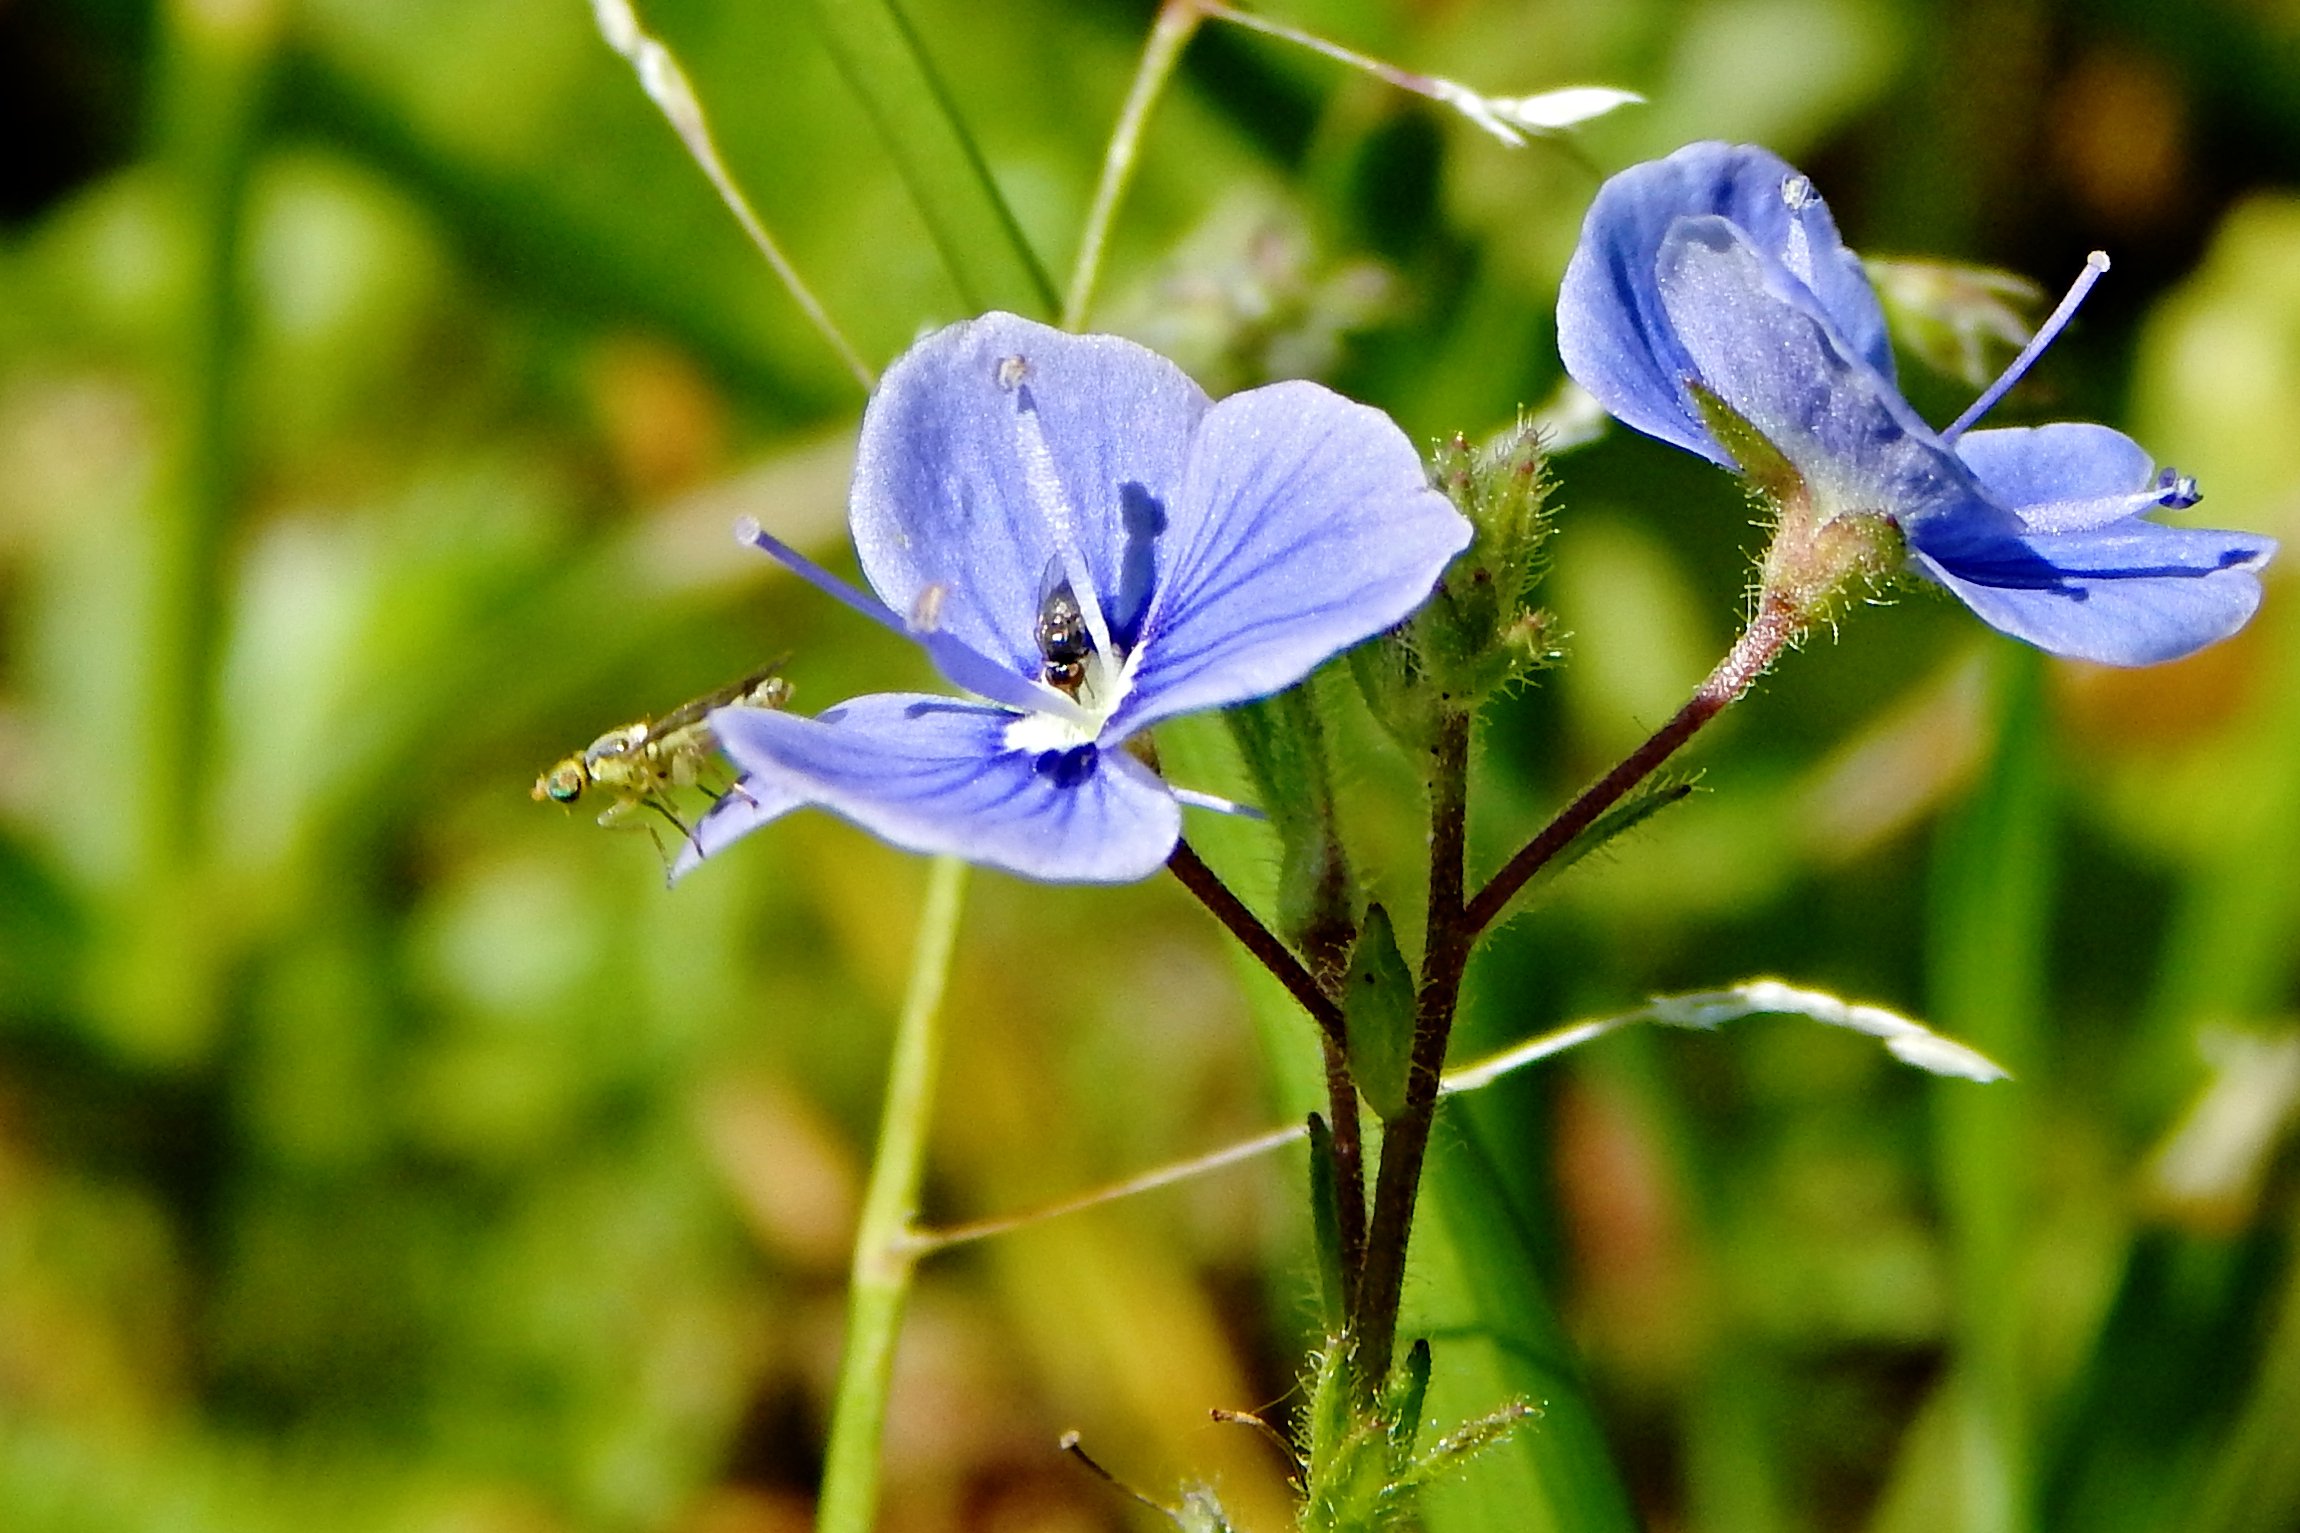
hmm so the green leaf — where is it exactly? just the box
[1342,905,1415,1122]
[1385,1338,1433,1458]
[1910,645,2053,1533]
[1501,773,1698,909]
[1226,677,1355,963]
[796,0,1058,317]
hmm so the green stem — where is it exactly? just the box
[1927,647,2050,1533]
[817,855,969,1533]
[142,0,278,876]
[901,977,1999,1254]
[1196,0,1436,97]
[1061,0,1202,331]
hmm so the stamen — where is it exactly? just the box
[2156,466,2201,510]
[736,515,904,630]
[1780,174,1816,287]
[1942,251,2110,443]
[734,518,1093,726]
[1001,361,1119,666]
[1168,786,1269,820]
[2016,486,2195,534]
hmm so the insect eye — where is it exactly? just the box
[546,765,586,803]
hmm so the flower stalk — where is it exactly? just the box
[1465,592,1800,935]
[1167,839,1348,1052]
[1167,833,1369,1319]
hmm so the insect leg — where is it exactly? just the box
[644,795,709,866]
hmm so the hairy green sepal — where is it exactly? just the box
[1688,382,1907,628]
[1354,419,1562,752]
[1225,679,1355,964]
[1297,1336,1535,1532]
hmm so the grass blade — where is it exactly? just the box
[591,0,876,389]
[1923,645,2053,1533]
[1407,1117,1640,1533]
[797,0,1058,318]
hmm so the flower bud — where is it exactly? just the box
[1352,419,1563,746]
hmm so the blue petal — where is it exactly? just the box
[711,694,1183,883]
[1912,522,2276,666]
[847,313,1208,678]
[1558,142,1891,465]
[1651,217,2006,533]
[1954,424,2176,533]
[669,773,807,882]
[737,518,1087,722]
[1106,380,1473,737]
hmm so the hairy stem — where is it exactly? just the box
[1464,594,1800,936]
[1318,1034,1367,1323]
[1063,0,1203,330]
[818,856,969,1533]
[1167,839,1346,1051]
[1352,598,1798,1387]
[1166,836,1363,1284]
[1354,706,1473,1387]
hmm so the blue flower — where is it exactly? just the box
[677,312,1472,884]
[1557,141,2274,666]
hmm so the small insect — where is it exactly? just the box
[1034,562,1094,698]
[533,663,792,857]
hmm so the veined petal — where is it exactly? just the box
[1955,424,2180,533]
[1653,217,2008,533]
[1107,380,1471,737]
[711,694,1182,883]
[1912,523,2276,666]
[669,773,807,882]
[1558,141,1890,465]
[848,313,1208,677]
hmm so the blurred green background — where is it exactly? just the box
[4,0,2300,1529]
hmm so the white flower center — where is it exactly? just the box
[1001,646,1135,753]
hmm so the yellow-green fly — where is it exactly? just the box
[533,664,791,854]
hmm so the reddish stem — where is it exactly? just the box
[1464,595,1800,937]
[1167,840,1346,1052]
